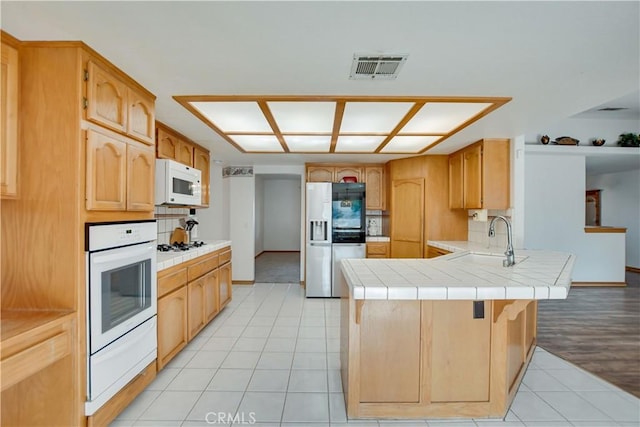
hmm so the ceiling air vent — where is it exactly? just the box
[349,53,408,80]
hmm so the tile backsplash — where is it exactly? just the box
[468,210,511,248]
[155,206,190,245]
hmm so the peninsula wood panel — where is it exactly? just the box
[507,311,525,390]
[1,40,18,198]
[390,178,424,258]
[430,300,491,402]
[359,300,421,403]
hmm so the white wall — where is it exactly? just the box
[254,176,264,256]
[524,152,626,282]
[197,163,229,240]
[587,169,640,269]
[525,117,639,147]
[263,178,301,251]
[228,176,255,281]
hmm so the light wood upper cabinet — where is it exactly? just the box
[157,127,180,160]
[359,300,421,403]
[364,166,385,210]
[390,178,424,258]
[177,139,194,167]
[126,143,155,211]
[430,300,491,402]
[86,128,155,212]
[86,60,156,146]
[307,166,334,182]
[86,130,127,211]
[1,41,18,198]
[193,146,210,206]
[86,61,128,133]
[449,139,510,210]
[127,87,155,145]
[335,166,362,182]
[157,286,188,370]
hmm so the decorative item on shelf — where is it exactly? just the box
[540,135,550,145]
[591,138,606,146]
[341,176,358,183]
[553,136,579,145]
[617,133,640,147]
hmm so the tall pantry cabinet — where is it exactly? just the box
[1,38,156,427]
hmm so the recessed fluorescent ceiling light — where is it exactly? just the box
[268,102,335,133]
[284,135,332,152]
[191,101,272,132]
[401,102,492,133]
[335,135,387,152]
[381,135,441,153]
[340,102,413,133]
[230,135,283,152]
[175,96,511,154]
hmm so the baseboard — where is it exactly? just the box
[626,266,640,273]
[300,280,305,288]
[255,251,264,258]
[260,250,301,253]
[232,280,255,285]
[572,281,627,287]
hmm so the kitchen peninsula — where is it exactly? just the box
[339,244,575,419]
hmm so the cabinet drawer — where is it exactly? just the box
[218,249,231,265]
[187,254,219,282]
[158,268,187,298]
[366,243,389,257]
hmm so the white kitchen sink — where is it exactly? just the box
[449,253,527,267]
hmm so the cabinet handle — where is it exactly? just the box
[355,300,364,325]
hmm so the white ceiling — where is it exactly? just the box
[2,1,638,166]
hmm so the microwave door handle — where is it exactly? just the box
[91,244,155,264]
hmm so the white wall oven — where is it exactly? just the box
[85,220,157,415]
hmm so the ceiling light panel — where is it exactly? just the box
[340,102,414,133]
[380,135,441,153]
[267,102,335,133]
[190,101,272,132]
[230,135,284,152]
[400,102,492,133]
[284,135,332,152]
[335,135,387,152]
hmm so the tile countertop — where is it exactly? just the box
[340,240,576,301]
[366,236,390,242]
[156,240,231,271]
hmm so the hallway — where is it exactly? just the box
[254,252,300,284]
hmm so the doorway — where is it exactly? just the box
[254,174,302,283]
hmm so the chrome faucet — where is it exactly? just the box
[488,215,516,267]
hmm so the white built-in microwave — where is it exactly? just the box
[155,159,202,206]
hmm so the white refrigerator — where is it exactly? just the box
[305,182,332,297]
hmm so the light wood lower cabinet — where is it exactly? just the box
[426,245,451,259]
[157,248,232,370]
[366,242,389,258]
[157,286,188,370]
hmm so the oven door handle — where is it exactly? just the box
[91,244,155,264]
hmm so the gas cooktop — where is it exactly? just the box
[157,241,207,252]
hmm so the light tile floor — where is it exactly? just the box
[111,283,640,427]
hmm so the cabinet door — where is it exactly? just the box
[86,61,127,133]
[127,143,155,211]
[430,300,491,402]
[359,300,421,403]
[463,143,483,209]
[390,179,424,258]
[448,151,464,209]
[86,130,127,211]
[218,262,232,309]
[193,146,210,206]
[177,140,194,166]
[336,166,362,182]
[364,167,385,210]
[203,270,219,323]
[366,242,389,258]
[157,286,188,370]
[1,42,18,198]
[187,278,206,340]
[127,87,155,145]
[307,166,334,182]
[157,127,179,160]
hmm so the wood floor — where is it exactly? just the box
[537,271,640,397]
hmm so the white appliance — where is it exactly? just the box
[155,158,202,206]
[85,221,157,415]
[305,183,332,297]
[332,243,365,296]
